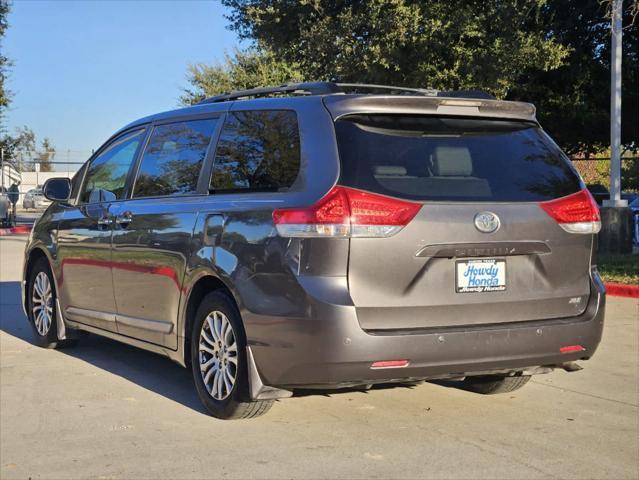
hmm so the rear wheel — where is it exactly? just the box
[27,257,79,349]
[190,291,273,419]
[462,374,531,395]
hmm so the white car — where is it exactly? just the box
[0,189,10,227]
[22,188,51,210]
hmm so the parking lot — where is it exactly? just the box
[1,234,637,480]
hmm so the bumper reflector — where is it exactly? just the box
[371,360,409,369]
[560,345,585,354]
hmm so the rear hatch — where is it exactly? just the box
[334,114,597,331]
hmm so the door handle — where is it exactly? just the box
[115,212,133,227]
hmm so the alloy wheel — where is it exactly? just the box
[199,310,238,400]
[32,271,53,336]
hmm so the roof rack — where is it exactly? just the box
[336,83,438,96]
[198,82,339,104]
[197,81,495,104]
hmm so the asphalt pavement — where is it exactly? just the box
[1,235,637,479]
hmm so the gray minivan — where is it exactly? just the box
[24,83,605,419]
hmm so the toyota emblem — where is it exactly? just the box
[474,211,500,233]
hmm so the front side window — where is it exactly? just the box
[80,129,144,204]
[133,119,217,198]
[211,110,301,192]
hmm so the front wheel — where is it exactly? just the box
[190,291,273,420]
[461,375,531,395]
[27,257,61,348]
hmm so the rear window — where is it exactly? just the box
[335,115,582,202]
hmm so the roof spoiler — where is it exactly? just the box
[322,94,537,123]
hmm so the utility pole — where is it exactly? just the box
[604,0,626,208]
[599,0,633,254]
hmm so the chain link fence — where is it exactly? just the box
[570,157,639,192]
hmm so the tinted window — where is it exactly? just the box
[336,116,582,202]
[80,130,144,203]
[211,110,300,192]
[133,119,217,198]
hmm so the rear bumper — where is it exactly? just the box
[245,274,605,389]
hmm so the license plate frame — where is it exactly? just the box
[455,258,506,293]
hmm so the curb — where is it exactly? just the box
[604,282,639,299]
[0,225,32,236]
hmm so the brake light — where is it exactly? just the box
[273,186,421,238]
[539,188,601,234]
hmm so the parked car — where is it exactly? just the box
[630,197,639,246]
[22,187,51,210]
[24,82,606,419]
[0,187,10,227]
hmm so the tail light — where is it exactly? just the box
[273,186,421,238]
[539,188,601,234]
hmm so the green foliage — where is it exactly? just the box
[1,126,35,168]
[37,138,55,172]
[598,254,639,286]
[216,0,638,156]
[595,160,612,190]
[622,158,639,192]
[1,127,56,173]
[0,0,12,158]
[0,0,10,114]
[221,0,570,98]
[508,1,638,155]
[180,47,302,105]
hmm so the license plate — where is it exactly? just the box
[456,259,506,293]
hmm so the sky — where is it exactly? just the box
[4,0,243,167]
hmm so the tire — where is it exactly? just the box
[27,257,78,349]
[190,290,273,420]
[461,374,531,395]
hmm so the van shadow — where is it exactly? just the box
[1,280,461,413]
[0,280,207,415]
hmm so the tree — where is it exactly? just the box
[181,47,302,105]
[221,0,570,97]
[0,0,10,117]
[218,0,638,155]
[508,0,639,155]
[0,0,12,160]
[37,138,55,172]
[0,125,36,171]
[9,126,36,170]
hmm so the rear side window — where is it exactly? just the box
[133,119,217,198]
[210,110,300,192]
[335,115,582,202]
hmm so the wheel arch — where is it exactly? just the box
[181,273,244,364]
[23,246,55,313]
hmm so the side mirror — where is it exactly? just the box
[43,178,71,202]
